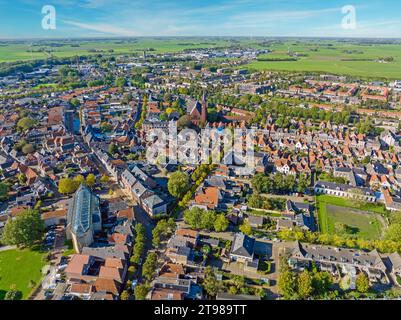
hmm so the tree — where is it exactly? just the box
[100,175,110,184]
[297,270,313,299]
[312,271,333,296]
[0,182,9,200]
[86,174,96,187]
[134,283,150,300]
[201,210,217,231]
[1,209,44,247]
[385,224,401,242]
[183,207,204,230]
[202,267,221,297]
[115,77,127,88]
[120,290,130,300]
[214,214,229,232]
[17,173,27,186]
[356,273,370,293]
[278,270,298,300]
[168,171,190,199]
[17,117,36,132]
[21,143,35,155]
[239,220,252,235]
[4,290,23,300]
[108,143,118,156]
[142,252,158,282]
[58,178,80,194]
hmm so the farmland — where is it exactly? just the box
[247,41,401,79]
[0,38,238,63]
[1,38,401,79]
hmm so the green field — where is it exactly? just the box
[0,248,46,300]
[246,41,401,79]
[316,195,386,240]
[0,38,239,63]
[1,38,401,79]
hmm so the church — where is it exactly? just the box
[187,92,208,126]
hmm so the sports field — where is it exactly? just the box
[316,195,386,240]
[0,248,46,300]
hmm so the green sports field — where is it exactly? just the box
[0,248,46,300]
[316,195,386,240]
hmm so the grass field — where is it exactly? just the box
[246,41,401,79]
[2,38,401,79]
[316,195,386,240]
[0,248,46,300]
[0,38,237,63]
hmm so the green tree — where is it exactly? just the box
[58,178,80,194]
[385,224,401,242]
[202,267,221,297]
[297,270,313,299]
[183,207,204,230]
[1,209,44,247]
[4,290,23,300]
[168,171,190,199]
[356,273,370,293]
[239,220,252,235]
[0,182,9,200]
[201,210,217,230]
[120,290,130,300]
[17,173,27,186]
[142,252,158,282]
[108,143,118,155]
[21,143,35,155]
[312,271,333,296]
[134,284,150,300]
[86,173,96,187]
[214,214,229,232]
[17,117,36,132]
[100,175,110,184]
[115,77,127,88]
[278,270,298,300]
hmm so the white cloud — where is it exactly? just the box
[62,20,138,36]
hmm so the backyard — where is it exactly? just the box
[316,195,387,240]
[0,248,46,300]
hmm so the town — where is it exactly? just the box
[1,38,401,302]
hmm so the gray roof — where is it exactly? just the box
[315,181,375,197]
[67,185,100,234]
[389,252,401,271]
[231,233,255,258]
[292,241,386,271]
[82,246,128,260]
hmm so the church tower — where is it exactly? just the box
[201,91,208,124]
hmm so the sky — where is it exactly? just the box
[0,0,401,39]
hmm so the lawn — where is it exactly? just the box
[0,248,46,300]
[316,195,385,240]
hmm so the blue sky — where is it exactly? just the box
[0,0,400,39]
